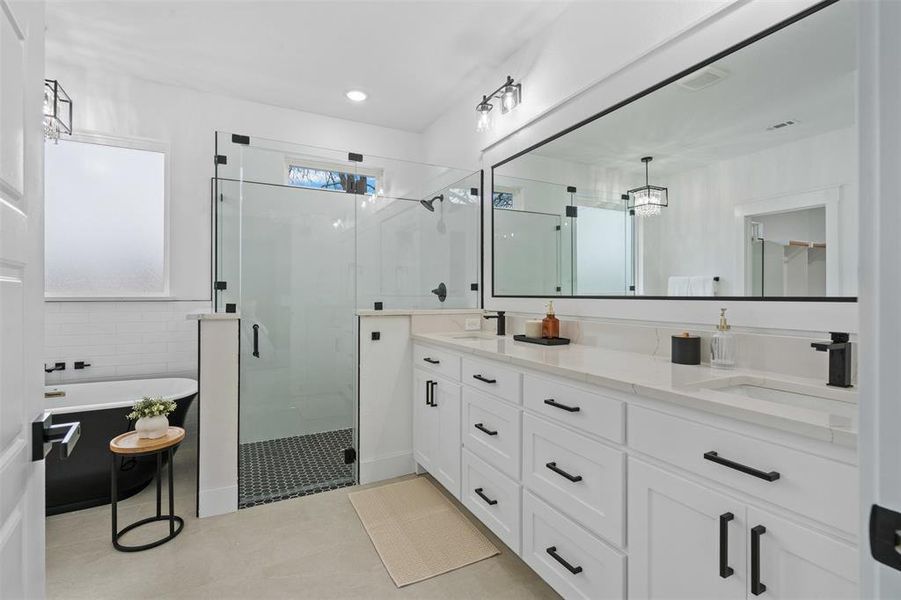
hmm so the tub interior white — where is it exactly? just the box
[45,377,198,414]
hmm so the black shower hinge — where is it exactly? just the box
[567,186,577,193]
[374,301,383,311]
[555,286,562,292]
[555,225,561,231]
[371,331,380,341]
[348,152,363,162]
[629,285,636,291]
[344,448,357,464]
[231,134,250,145]
[215,155,227,165]
[215,281,227,291]
[470,283,478,291]
[629,209,636,216]
[470,187,479,196]
[565,205,578,218]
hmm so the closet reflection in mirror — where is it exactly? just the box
[492,0,856,299]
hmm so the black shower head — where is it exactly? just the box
[420,194,444,212]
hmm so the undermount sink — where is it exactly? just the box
[697,376,856,427]
[446,333,492,340]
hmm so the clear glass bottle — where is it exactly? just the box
[710,308,736,368]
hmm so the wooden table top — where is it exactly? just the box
[109,427,186,455]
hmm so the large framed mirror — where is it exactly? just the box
[492,0,856,301]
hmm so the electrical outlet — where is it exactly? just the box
[465,318,481,331]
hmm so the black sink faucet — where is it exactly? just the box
[483,311,506,336]
[811,332,852,388]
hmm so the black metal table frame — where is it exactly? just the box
[111,444,184,552]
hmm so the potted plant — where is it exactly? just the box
[127,396,178,439]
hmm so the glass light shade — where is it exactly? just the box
[476,109,492,132]
[500,84,521,114]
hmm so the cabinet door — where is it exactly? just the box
[746,508,857,600]
[413,368,438,472]
[432,377,462,499]
[629,459,746,600]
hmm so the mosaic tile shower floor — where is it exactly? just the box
[239,428,355,509]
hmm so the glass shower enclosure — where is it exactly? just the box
[213,132,480,507]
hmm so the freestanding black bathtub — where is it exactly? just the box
[45,378,197,516]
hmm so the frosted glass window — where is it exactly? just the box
[45,140,166,297]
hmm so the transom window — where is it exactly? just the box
[287,165,377,194]
[493,191,514,209]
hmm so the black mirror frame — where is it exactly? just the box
[489,0,855,303]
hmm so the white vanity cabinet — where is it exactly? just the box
[412,366,462,499]
[410,340,858,600]
[629,458,748,600]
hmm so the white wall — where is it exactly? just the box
[422,0,858,333]
[44,61,426,380]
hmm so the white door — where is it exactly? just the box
[628,459,746,600]
[0,1,46,598]
[746,508,857,599]
[412,368,436,471]
[858,1,901,597]
[432,377,461,499]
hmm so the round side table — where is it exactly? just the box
[109,426,185,552]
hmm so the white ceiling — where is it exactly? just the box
[45,0,569,132]
[521,0,856,179]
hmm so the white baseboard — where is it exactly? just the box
[198,485,237,518]
[360,451,414,485]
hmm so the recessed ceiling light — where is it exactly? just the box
[346,90,367,102]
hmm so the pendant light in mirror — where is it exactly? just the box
[627,156,668,217]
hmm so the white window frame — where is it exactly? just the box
[44,131,171,301]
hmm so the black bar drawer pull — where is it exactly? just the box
[472,374,497,384]
[544,398,580,413]
[719,512,734,578]
[751,525,766,595]
[703,451,780,482]
[546,546,583,575]
[429,381,438,407]
[423,357,440,365]
[426,380,433,406]
[474,487,498,506]
[546,461,582,482]
[252,324,260,358]
[474,423,498,436]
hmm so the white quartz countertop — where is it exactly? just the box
[412,332,858,447]
[357,308,482,316]
[187,312,241,320]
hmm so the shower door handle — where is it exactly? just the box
[252,324,260,358]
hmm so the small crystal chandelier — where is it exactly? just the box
[627,156,668,217]
[43,79,72,143]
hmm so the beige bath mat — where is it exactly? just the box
[349,477,499,587]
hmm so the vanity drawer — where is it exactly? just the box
[629,405,858,534]
[522,414,625,546]
[523,375,624,444]
[522,490,625,600]
[413,344,461,381]
[462,449,522,555]
[462,356,522,404]
[463,388,521,480]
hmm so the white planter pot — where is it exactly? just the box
[135,415,169,439]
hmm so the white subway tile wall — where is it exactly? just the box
[44,301,210,384]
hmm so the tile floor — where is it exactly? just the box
[46,412,558,599]
[239,429,355,509]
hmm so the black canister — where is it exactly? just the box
[671,333,701,365]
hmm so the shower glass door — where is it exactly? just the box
[216,134,360,508]
[214,132,480,507]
